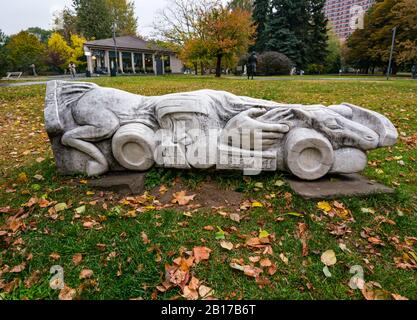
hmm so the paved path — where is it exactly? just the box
[0,76,90,88]
[227,76,392,81]
[1,75,414,88]
[0,81,48,87]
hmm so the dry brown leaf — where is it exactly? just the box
[59,285,77,300]
[49,252,61,261]
[159,185,168,195]
[368,237,384,245]
[8,219,23,232]
[268,264,278,276]
[24,270,41,288]
[220,240,234,251]
[96,243,107,251]
[260,258,272,267]
[182,285,199,300]
[10,262,26,273]
[297,222,309,257]
[229,213,241,223]
[243,265,263,278]
[199,285,213,298]
[38,198,51,208]
[255,276,271,288]
[321,250,336,266]
[72,253,83,266]
[188,276,200,290]
[361,282,391,300]
[171,191,196,206]
[1,278,20,293]
[279,253,289,265]
[246,237,262,247]
[0,206,11,213]
[79,269,94,279]
[193,246,212,263]
[141,231,150,244]
[392,293,408,300]
[83,221,95,229]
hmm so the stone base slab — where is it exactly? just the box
[86,172,146,195]
[285,173,394,199]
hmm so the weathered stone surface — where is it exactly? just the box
[45,80,398,181]
[286,174,394,199]
[86,172,145,195]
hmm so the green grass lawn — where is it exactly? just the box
[0,75,416,300]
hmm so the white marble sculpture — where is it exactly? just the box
[44,81,397,180]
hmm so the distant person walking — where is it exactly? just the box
[69,62,76,78]
[247,52,257,80]
[30,64,37,77]
[412,64,417,80]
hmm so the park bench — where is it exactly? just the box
[2,72,23,80]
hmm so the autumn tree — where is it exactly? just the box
[228,0,254,11]
[26,27,52,43]
[46,33,73,72]
[6,31,45,72]
[0,30,11,76]
[69,34,87,70]
[393,0,417,66]
[324,27,342,73]
[107,0,138,36]
[346,0,417,72]
[180,38,211,75]
[53,7,78,43]
[199,6,256,77]
[153,0,221,74]
[153,0,221,46]
[72,0,113,39]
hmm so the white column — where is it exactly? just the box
[142,53,146,74]
[119,51,124,73]
[162,56,165,75]
[152,54,157,75]
[104,51,110,73]
[87,56,93,74]
[131,52,136,74]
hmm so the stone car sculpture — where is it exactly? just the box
[44,81,398,180]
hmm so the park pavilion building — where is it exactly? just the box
[84,36,184,75]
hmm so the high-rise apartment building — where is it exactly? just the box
[325,0,375,40]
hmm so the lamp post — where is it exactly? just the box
[112,22,118,77]
[386,26,397,81]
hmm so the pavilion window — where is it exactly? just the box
[109,51,121,73]
[122,52,133,73]
[134,53,144,73]
[163,55,171,74]
[92,50,105,73]
[145,53,154,74]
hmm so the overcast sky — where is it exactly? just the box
[0,0,168,37]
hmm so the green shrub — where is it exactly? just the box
[257,51,292,76]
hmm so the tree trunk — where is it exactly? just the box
[200,62,204,76]
[193,63,198,75]
[215,54,222,78]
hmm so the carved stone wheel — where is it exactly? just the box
[112,124,155,171]
[285,128,334,180]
